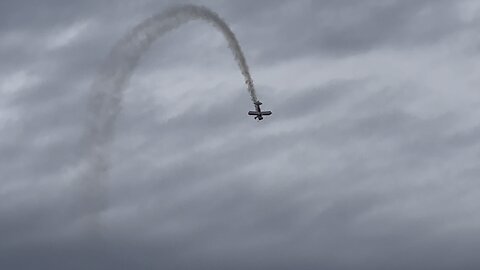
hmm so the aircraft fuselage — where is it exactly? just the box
[248,101,272,121]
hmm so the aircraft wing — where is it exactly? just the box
[248,111,260,115]
[261,111,272,115]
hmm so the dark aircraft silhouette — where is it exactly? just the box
[248,101,272,120]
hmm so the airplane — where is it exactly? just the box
[248,101,272,120]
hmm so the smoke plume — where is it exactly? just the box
[82,4,258,226]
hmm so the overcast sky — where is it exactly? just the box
[1,0,480,269]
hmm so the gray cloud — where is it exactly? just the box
[1,0,480,269]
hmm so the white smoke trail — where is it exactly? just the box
[82,5,258,223]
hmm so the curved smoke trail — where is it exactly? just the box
[82,5,258,222]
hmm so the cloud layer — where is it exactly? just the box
[1,0,480,269]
